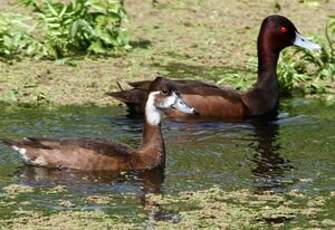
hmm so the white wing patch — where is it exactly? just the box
[12,146,32,164]
[159,92,177,108]
[145,91,162,126]
[12,145,48,166]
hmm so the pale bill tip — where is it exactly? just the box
[294,32,321,52]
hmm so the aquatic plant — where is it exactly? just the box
[0,14,46,60]
[0,0,130,60]
[0,185,333,229]
[277,15,334,95]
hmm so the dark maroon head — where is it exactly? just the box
[258,15,320,52]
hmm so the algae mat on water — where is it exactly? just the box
[0,186,334,229]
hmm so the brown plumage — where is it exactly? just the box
[2,77,197,171]
[108,15,320,122]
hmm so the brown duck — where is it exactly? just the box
[108,15,320,122]
[2,77,197,171]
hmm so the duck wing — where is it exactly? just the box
[3,137,132,156]
[2,138,53,149]
[129,79,236,96]
[2,137,133,161]
[173,80,241,99]
[2,138,134,170]
[109,79,242,115]
[71,138,132,156]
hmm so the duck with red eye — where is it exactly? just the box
[258,17,320,53]
[109,15,321,122]
[2,77,197,171]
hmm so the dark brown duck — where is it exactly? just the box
[109,15,320,122]
[2,77,197,171]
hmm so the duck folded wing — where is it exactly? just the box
[129,79,240,98]
[109,79,244,119]
[2,138,135,171]
[2,138,53,149]
[3,138,132,157]
[174,81,241,99]
[74,139,132,156]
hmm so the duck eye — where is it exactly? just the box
[161,88,168,95]
[279,26,288,33]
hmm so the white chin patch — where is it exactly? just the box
[145,91,162,126]
[159,92,177,109]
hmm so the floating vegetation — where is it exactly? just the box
[2,184,34,195]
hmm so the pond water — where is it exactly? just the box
[0,98,334,223]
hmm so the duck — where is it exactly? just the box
[2,77,197,171]
[108,15,320,122]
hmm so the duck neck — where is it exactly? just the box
[137,94,165,168]
[256,39,280,88]
[243,33,281,116]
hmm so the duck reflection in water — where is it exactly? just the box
[15,166,165,195]
[15,163,171,222]
[249,115,293,192]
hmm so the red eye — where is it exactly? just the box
[280,26,288,33]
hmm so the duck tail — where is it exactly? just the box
[107,88,146,114]
[1,139,33,164]
[116,81,124,91]
[1,139,17,147]
[107,79,157,115]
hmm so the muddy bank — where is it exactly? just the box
[0,0,334,105]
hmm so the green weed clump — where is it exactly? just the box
[277,16,334,95]
[0,0,130,60]
[0,14,46,60]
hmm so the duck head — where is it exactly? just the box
[145,77,197,125]
[259,15,320,52]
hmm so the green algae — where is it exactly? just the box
[0,211,140,230]
[43,185,67,194]
[145,186,333,229]
[86,195,116,205]
[2,184,34,196]
[0,186,332,229]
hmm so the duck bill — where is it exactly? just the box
[294,32,321,51]
[172,96,197,115]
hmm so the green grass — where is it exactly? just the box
[0,0,130,60]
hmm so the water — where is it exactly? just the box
[0,99,334,222]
